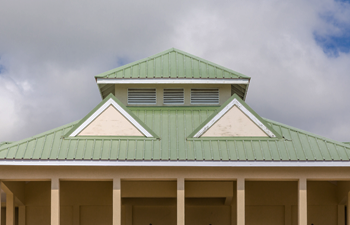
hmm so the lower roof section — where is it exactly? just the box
[1,106,349,163]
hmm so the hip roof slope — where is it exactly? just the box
[95,48,250,80]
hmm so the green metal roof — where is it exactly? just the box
[95,48,250,79]
[1,106,349,162]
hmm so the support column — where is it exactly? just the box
[113,178,121,225]
[298,178,307,225]
[237,178,245,225]
[6,192,15,225]
[177,178,185,225]
[51,178,60,225]
[19,206,26,225]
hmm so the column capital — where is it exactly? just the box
[113,178,121,190]
[51,177,60,190]
[177,178,184,190]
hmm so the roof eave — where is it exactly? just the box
[96,78,250,85]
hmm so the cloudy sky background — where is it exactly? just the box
[0,0,349,142]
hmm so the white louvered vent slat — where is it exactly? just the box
[128,89,156,104]
[163,89,184,104]
[191,89,219,104]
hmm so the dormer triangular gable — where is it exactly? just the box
[65,94,158,138]
[188,94,281,138]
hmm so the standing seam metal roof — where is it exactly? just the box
[95,48,250,80]
[0,107,349,162]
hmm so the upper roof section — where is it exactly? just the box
[96,48,250,79]
[96,48,251,99]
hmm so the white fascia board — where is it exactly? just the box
[70,98,153,137]
[194,99,276,138]
[97,78,249,84]
[1,160,350,167]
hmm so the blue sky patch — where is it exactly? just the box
[314,1,350,57]
[314,32,350,57]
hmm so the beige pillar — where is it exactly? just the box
[298,178,307,225]
[237,178,245,225]
[177,178,185,225]
[113,178,121,225]
[6,192,15,225]
[51,178,60,225]
[19,206,26,225]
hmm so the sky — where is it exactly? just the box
[0,0,349,142]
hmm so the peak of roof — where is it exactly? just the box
[95,48,250,79]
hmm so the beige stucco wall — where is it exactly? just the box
[78,105,143,136]
[202,106,268,137]
[1,167,350,225]
[115,84,231,106]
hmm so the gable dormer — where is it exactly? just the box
[95,48,250,106]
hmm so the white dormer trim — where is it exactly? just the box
[97,78,249,84]
[193,98,276,138]
[69,98,153,137]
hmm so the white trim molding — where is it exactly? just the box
[69,98,153,137]
[0,160,350,167]
[97,78,250,85]
[193,98,276,138]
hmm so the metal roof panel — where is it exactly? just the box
[1,106,350,163]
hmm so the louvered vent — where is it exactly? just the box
[128,89,156,104]
[191,89,219,104]
[163,89,184,104]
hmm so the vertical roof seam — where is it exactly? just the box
[306,135,317,160]
[296,132,307,160]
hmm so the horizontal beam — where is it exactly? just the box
[1,160,350,167]
[97,78,250,85]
